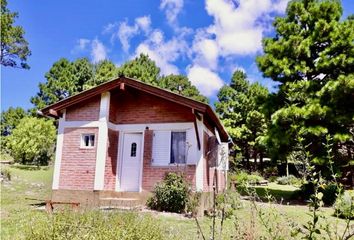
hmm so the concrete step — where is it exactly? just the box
[99,197,143,209]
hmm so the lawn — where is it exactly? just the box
[1,166,352,239]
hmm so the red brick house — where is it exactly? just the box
[41,76,230,205]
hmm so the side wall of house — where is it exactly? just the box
[59,127,98,190]
[141,129,196,191]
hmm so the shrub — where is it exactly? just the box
[300,181,315,200]
[1,167,11,181]
[186,191,202,217]
[268,176,277,183]
[6,117,56,165]
[320,183,341,206]
[263,166,278,178]
[24,210,166,240]
[334,191,354,219]
[276,175,301,186]
[230,170,264,185]
[147,172,189,213]
[216,190,241,218]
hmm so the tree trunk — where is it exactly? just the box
[259,152,264,173]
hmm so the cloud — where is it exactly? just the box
[187,65,224,97]
[203,0,289,56]
[160,0,184,26]
[117,16,151,52]
[91,39,107,63]
[133,30,188,75]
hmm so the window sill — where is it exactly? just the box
[80,147,95,150]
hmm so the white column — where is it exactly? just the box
[195,116,204,191]
[52,110,66,189]
[94,92,110,190]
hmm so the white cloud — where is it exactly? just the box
[203,0,289,56]
[160,0,184,26]
[117,16,151,52]
[78,38,90,50]
[91,39,107,63]
[187,65,224,97]
[135,16,151,33]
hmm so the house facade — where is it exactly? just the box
[41,76,230,205]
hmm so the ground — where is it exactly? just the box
[1,165,351,239]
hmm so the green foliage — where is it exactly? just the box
[215,70,269,168]
[6,117,56,165]
[230,170,264,185]
[84,59,117,89]
[320,183,340,206]
[0,0,31,69]
[0,107,27,136]
[1,167,11,181]
[117,53,160,85]
[24,210,165,240]
[334,191,354,219]
[276,175,301,186]
[185,191,202,217]
[147,172,190,213]
[159,74,208,103]
[257,0,354,168]
[215,190,241,219]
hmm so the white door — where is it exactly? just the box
[120,133,142,192]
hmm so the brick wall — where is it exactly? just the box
[104,129,119,190]
[141,129,196,191]
[66,95,100,121]
[109,88,194,124]
[59,127,98,190]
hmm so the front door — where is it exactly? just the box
[120,133,142,192]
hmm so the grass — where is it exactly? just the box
[1,166,352,239]
[237,182,301,201]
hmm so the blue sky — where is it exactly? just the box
[2,0,353,111]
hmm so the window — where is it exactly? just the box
[170,132,186,164]
[81,134,95,148]
[131,142,137,157]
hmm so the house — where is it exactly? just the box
[41,76,230,206]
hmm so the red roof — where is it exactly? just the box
[41,76,229,142]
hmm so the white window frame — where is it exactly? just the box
[170,131,187,165]
[80,133,95,149]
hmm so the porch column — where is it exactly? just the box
[52,110,66,189]
[195,115,204,191]
[94,91,110,190]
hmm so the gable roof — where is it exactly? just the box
[41,76,230,142]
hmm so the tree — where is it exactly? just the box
[117,54,160,85]
[257,0,354,170]
[73,58,94,92]
[0,107,27,136]
[31,58,77,109]
[84,59,117,90]
[0,0,31,69]
[215,70,268,170]
[160,74,208,103]
[6,117,56,165]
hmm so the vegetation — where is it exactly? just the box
[147,172,190,213]
[215,70,268,170]
[334,191,354,219]
[0,0,31,69]
[256,0,354,173]
[6,117,56,165]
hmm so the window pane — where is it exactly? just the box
[170,132,186,164]
[131,142,137,157]
[89,135,95,146]
[84,135,90,146]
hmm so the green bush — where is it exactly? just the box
[147,172,190,213]
[1,167,11,181]
[216,190,241,218]
[276,175,301,186]
[320,183,341,206]
[24,210,166,240]
[334,191,354,219]
[230,170,264,185]
[263,166,278,178]
[6,117,56,165]
[186,191,202,216]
